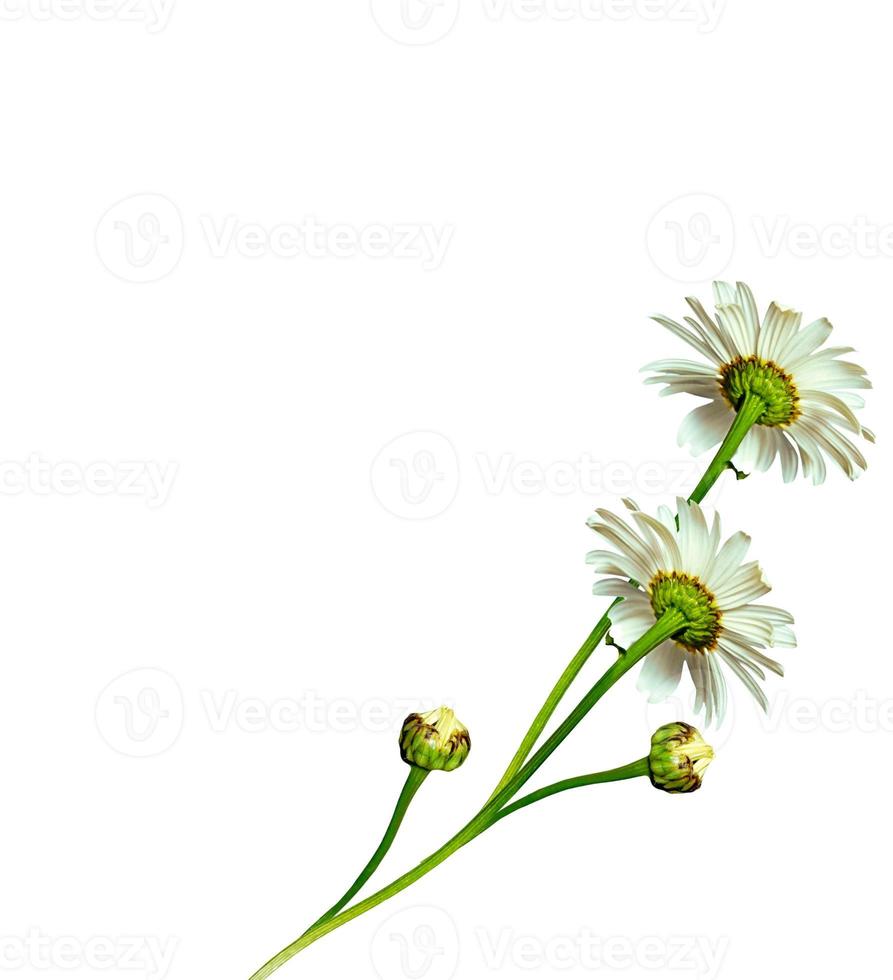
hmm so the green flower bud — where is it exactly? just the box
[648,722,714,793]
[400,707,471,773]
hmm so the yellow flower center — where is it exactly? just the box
[649,571,722,653]
[719,355,800,427]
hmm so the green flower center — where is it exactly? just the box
[649,571,722,653]
[719,355,800,427]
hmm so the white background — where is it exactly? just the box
[1,3,891,979]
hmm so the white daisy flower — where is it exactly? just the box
[645,281,874,485]
[586,498,795,726]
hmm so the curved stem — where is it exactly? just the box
[688,393,766,504]
[248,610,685,980]
[304,766,429,933]
[490,757,650,824]
[486,603,619,804]
[502,609,684,801]
[488,401,758,807]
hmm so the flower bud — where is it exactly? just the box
[399,707,470,773]
[648,722,714,793]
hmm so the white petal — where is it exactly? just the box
[704,530,750,590]
[637,641,684,702]
[608,596,656,649]
[592,578,645,600]
[717,649,769,713]
[758,302,802,362]
[678,400,732,456]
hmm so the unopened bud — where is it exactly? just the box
[399,707,470,773]
[648,722,714,793]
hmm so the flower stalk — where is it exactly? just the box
[487,602,620,804]
[303,765,429,933]
[688,391,766,503]
[248,279,868,979]
[490,758,651,824]
[248,608,687,980]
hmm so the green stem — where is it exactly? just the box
[303,766,429,933]
[490,399,759,806]
[688,392,766,504]
[248,609,685,980]
[486,602,620,804]
[490,757,650,824]
[503,608,684,800]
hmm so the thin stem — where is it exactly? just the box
[501,608,685,800]
[303,766,429,933]
[688,393,766,504]
[489,399,758,806]
[486,602,619,804]
[490,757,650,824]
[248,609,685,980]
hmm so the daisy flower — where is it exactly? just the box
[586,498,795,726]
[645,281,874,486]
